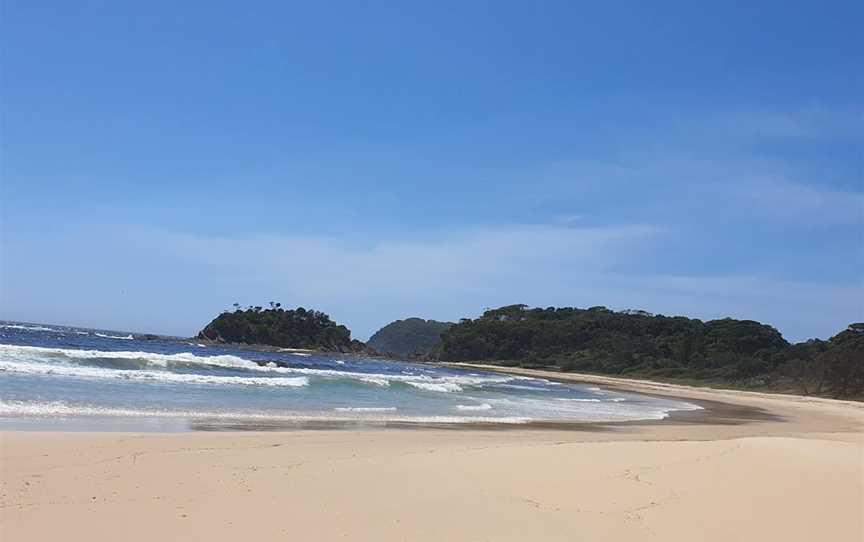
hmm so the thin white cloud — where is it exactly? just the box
[151,224,663,297]
[1,224,859,342]
[529,107,863,226]
[728,177,864,223]
[2,106,860,342]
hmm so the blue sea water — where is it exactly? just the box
[0,321,700,431]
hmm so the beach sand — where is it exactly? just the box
[2,368,862,541]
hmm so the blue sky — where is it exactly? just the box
[2,1,862,341]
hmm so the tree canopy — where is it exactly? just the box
[196,302,862,397]
[433,304,863,398]
[198,305,358,351]
[366,318,453,358]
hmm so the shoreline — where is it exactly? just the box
[444,362,864,405]
[2,368,862,541]
[443,363,864,440]
[2,363,861,437]
[0,374,781,434]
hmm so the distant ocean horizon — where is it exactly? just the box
[0,320,700,431]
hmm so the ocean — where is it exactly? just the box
[0,321,700,431]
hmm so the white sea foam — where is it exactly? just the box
[497,383,551,392]
[0,400,531,424]
[0,359,309,388]
[95,333,134,340]
[0,394,692,423]
[456,403,492,411]
[333,407,397,412]
[278,348,313,356]
[122,349,519,392]
[0,324,59,332]
[0,344,525,393]
[357,376,391,387]
[475,394,702,422]
[406,381,463,393]
[0,344,703,424]
[0,344,260,369]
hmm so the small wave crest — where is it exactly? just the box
[0,324,59,333]
[333,406,397,412]
[0,359,309,388]
[95,333,134,340]
[456,403,492,411]
[0,344,259,370]
[496,383,551,392]
[0,344,526,393]
[406,381,463,393]
[0,400,531,424]
[358,375,391,387]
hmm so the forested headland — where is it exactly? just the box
[197,304,363,352]
[433,305,863,398]
[366,318,454,357]
[197,302,863,398]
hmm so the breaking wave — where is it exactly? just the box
[0,344,255,369]
[0,400,530,424]
[0,359,309,387]
[0,344,519,392]
[334,406,397,412]
[1,324,60,333]
[0,338,702,426]
[406,381,464,393]
[456,403,492,411]
[95,333,134,340]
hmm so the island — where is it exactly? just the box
[197,304,365,352]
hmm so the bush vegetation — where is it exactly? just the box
[434,304,863,398]
[198,303,358,352]
[367,318,453,357]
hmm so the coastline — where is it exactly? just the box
[445,363,864,440]
[2,367,862,541]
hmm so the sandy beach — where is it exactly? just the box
[2,367,862,542]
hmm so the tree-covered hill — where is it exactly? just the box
[367,318,453,358]
[197,304,362,352]
[434,304,863,398]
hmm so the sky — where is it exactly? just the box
[1,1,862,342]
